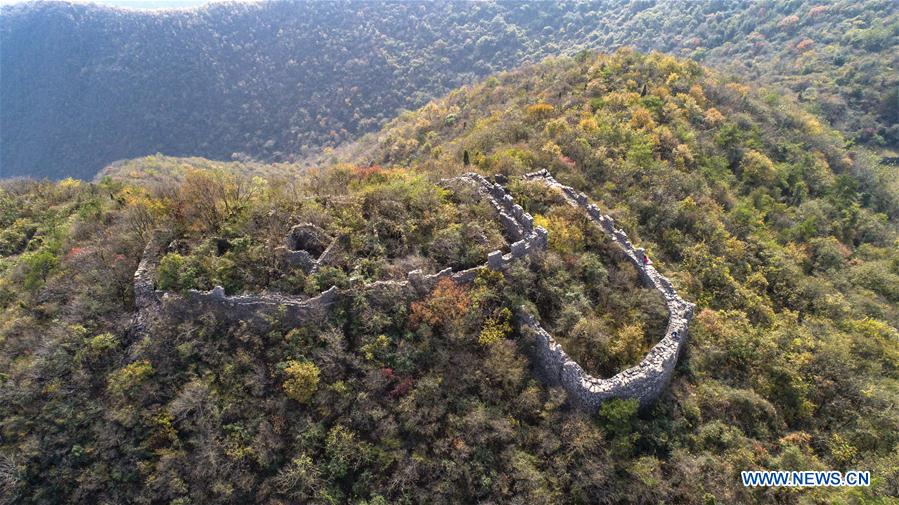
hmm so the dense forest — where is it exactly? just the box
[1,50,896,504]
[2,0,897,180]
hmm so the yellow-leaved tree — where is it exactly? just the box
[283,360,320,403]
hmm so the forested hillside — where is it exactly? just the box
[1,51,896,504]
[2,0,896,179]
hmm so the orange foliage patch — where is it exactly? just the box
[777,14,800,29]
[796,39,814,52]
[409,277,471,328]
[808,5,829,17]
[353,164,386,179]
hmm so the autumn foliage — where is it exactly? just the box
[409,277,471,329]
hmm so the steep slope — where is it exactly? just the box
[2,0,896,179]
[0,52,897,504]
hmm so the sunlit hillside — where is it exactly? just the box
[1,50,896,504]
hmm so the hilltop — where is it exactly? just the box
[2,0,896,179]
[0,51,897,504]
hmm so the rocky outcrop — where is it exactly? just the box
[278,223,337,273]
[521,169,695,409]
[286,223,330,256]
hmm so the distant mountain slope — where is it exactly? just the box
[2,0,896,179]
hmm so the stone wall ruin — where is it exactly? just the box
[130,170,693,409]
[521,169,695,409]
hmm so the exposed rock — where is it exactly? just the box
[286,223,331,257]
[279,247,317,272]
[281,223,337,273]
[166,239,189,255]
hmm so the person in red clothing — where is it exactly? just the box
[642,253,650,268]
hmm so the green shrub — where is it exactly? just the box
[599,398,639,438]
[85,332,119,359]
[22,248,59,291]
[107,360,154,397]
[157,252,201,292]
[306,266,348,295]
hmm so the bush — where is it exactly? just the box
[739,149,777,186]
[478,307,512,346]
[157,253,200,292]
[306,266,349,295]
[526,103,555,121]
[533,211,585,254]
[598,398,639,438]
[86,332,118,357]
[808,236,848,272]
[409,277,471,329]
[609,322,647,370]
[107,360,154,397]
[283,360,320,403]
[0,219,36,256]
[22,248,59,291]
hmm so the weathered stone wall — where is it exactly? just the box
[133,236,164,310]
[443,173,548,273]
[311,237,340,274]
[128,234,168,342]
[163,285,340,328]
[522,169,695,409]
[130,170,692,410]
[136,173,545,329]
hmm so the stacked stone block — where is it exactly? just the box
[522,169,695,409]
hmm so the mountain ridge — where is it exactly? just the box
[2,0,896,179]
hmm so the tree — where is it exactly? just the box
[526,103,555,121]
[409,277,471,329]
[283,360,320,403]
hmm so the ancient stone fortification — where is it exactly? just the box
[131,170,693,409]
[522,169,695,409]
[131,173,546,330]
